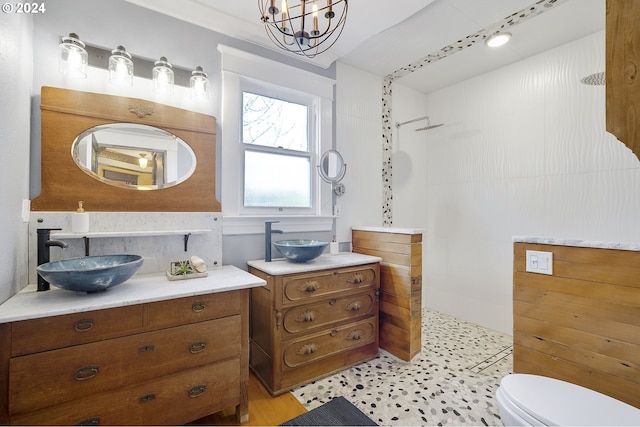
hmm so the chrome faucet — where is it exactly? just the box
[37,228,68,291]
[265,220,283,262]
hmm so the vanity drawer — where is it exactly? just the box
[11,358,241,426]
[10,304,144,356]
[282,290,377,335]
[281,264,378,306]
[281,317,377,369]
[147,291,241,329]
[9,316,240,415]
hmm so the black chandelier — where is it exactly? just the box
[259,0,348,58]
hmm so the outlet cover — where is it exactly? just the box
[525,250,553,275]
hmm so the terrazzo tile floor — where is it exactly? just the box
[291,309,513,426]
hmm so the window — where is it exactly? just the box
[240,84,317,214]
[242,91,311,208]
[218,44,335,227]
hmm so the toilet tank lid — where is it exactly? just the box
[499,374,640,426]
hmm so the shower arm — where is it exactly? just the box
[395,116,430,128]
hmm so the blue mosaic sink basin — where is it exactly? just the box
[274,240,329,263]
[36,254,144,293]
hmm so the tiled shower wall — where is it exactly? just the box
[336,30,640,335]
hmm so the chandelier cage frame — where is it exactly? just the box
[259,0,348,58]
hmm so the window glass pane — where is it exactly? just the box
[242,92,308,151]
[244,151,311,208]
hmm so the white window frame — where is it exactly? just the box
[240,79,318,216]
[218,45,335,235]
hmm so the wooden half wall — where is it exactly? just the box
[513,242,640,408]
[352,227,423,361]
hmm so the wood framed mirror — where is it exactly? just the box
[32,86,220,212]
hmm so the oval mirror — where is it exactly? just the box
[318,149,346,184]
[72,123,196,190]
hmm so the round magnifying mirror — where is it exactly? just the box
[318,150,346,184]
[72,123,196,190]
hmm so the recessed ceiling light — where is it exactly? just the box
[485,32,512,48]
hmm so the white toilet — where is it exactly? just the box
[496,374,640,426]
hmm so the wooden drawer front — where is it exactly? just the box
[282,318,376,368]
[147,291,240,329]
[283,291,376,335]
[10,305,144,356]
[9,316,240,415]
[282,265,377,305]
[11,359,240,426]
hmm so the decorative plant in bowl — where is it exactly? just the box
[166,256,208,281]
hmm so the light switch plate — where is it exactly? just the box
[525,250,553,275]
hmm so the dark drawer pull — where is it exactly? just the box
[139,393,156,403]
[346,301,362,311]
[139,344,155,353]
[189,341,207,354]
[296,310,317,323]
[76,416,100,425]
[347,273,365,284]
[298,280,319,293]
[192,302,206,313]
[189,384,206,398]
[297,343,318,355]
[74,365,99,381]
[74,319,94,332]
[346,329,364,341]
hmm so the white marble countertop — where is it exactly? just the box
[352,226,424,234]
[513,236,640,251]
[0,265,266,324]
[247,252,382,275]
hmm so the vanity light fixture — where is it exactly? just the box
[57,36,206,98]
[485,32,512,48]
[152,57,174,95]
[108,46,134,87]
[58,33,88,78]
[259,0,348,58]
[190,66,209,100]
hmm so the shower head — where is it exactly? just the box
[396,115,444,130]
[415,123,444,131]
[580,71,605,85]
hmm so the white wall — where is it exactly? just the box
[417,31,639,334]
[0,13,32,303]
[390,84,429,231]
[337,31,640,335]
[334,63,383,243]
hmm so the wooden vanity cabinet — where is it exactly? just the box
[0,290,249,425]
[248,262,380,396]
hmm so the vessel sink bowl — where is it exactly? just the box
[274,240,329,263]
[36,254,144,293]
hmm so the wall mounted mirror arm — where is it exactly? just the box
[318,149,346,196]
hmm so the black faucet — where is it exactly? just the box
[265,220,283,262]
[37,228,68,291]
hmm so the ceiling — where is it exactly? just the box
[124,0,605,94]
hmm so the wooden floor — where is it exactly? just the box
[190,372,307,426]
